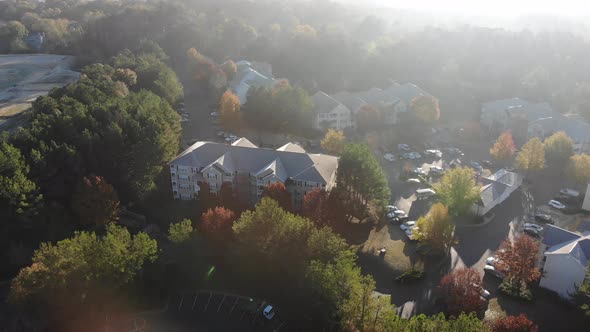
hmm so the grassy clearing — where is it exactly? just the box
[360,221,413,273]
[0,103,30,118]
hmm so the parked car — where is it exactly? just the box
[407,178,421,184]
[393,209,406,217]
[429,166,444,176]
[534,213,553,223]
[560,188,580,198]
[486,256,497,266]
[424,149,442,158]
[405,228,417,240]
[384,153,396,162]
[401,152,422,160]
[469,161,483,171]
[386,205,397,212]
[416,188,436,199]
[480,288,491,300]
[210,111,219,117]
[263,305,277,320]
[524,223,543,237]
[400,221,416,231]
[398,143,411,151]
[445,147,464,157]
[484,265,505,279]
[481,160,492,168]
[548,200,566,210]
[412,168,427,176]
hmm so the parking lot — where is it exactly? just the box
[141,290,287,332]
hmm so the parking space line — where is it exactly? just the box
[203,292,213,312]
[177,295,184,311]
[191,293,198,310]
[230,297,239,314]
[217,294,226,312]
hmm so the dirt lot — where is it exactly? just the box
[0,54,79,131]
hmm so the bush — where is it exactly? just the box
[498,280,534,302]
[395,268,424,283]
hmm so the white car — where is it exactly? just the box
[548,200,566,210]
[393,209,406,216]
[424,149,442,158]
[386,205,397,212]
[484,265,505,279]
[524,223,543,232]
[400,221,416,231]
[429,166,444,174]
[384,153,396,162]
[210,111,219,117]
[398,143,411,151]
[263,305,277,320]
[407,178,421,184]
[412,168,427,176]
[387,212,396,219]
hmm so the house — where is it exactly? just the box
[330,83,429,126]
[471,169,523,216]
[228,60,281,105]
[540,225,590,299]
[167,138,338,209]
[481,98,590,151]
[24,32,44,51]
[311,91,353,130]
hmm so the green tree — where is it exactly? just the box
[167,219,193,244]
[10,224,157,308]
[543,131,574,167]
[567,154,590,186]
[410,95,440,123]
[414,203,455,253]
[0,141,42,220]
[70,175,120,227]
[490,132,516,162]
[573,264,590,317]
[433,167,480,216]
[515,138,545,173]
[321,129,346,155]
[338,143,390,208]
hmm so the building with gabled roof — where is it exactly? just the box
[311,91,353,130]
[168,139,338,208]
[540,225,590,298]
[471,169,523,216]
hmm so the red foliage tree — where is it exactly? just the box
[261,182,292,211]
[70,175,120,227]
[495,235,541,288]
[489,314,538,332]
[302,188,329,224]
[201,207,236,244]
[438,268,486,316]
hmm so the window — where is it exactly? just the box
[224,173,232,177]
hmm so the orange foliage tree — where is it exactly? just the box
[495,235,541,288]
[489,314,538,332]
[410,95,440,123]
[201,207,236,244]
[219,90,241,129]
[490,131,516,162]
[262,182,292,211]
[438,268,486,316]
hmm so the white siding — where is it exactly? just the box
[583,184,590,212]
[540,254,587,298]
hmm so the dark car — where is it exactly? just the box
[482,160,492,168]
[534,213,553,223]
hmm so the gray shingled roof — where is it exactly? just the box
[543,226,590,268]
[312,91,342,114]
[170,141,338,185]
[476,169,522,207]
[543,224,582,247]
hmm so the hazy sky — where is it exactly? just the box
[361,0,590,17]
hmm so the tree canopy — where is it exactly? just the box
[495,235,541,289]
[219,90,241,130]
[167,219,194,244]
[567,154,590,186]
[433,167,480,216]
[409,95,440,123]
[414,203,455,253]
[321,129,346,155]
[10,224,157,309]
[543,131,574,167]
[338,143,390,208]
[490,132,516,162]
[438,268,486,316]
[70,175,119,227]
[515,138,545,173]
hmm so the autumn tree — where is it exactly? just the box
[167,219,193,244]
[262,182,292,211]
[567,154,590,186]
[438,268,486,316]
[321,129,346,155]
[543,131,574,167]
[433,167,481,216]
[414,203,455,254]
[222,60,238,81]
[114,68,138,87]
[186,47,215,83]
[490,132,516,162]
[201,207,236,244]
[515,138,545,173]
[410,95,440,124]
[302,188,329,224]
[489,314,539,332]
[219,90,241,129]
[495,235,541,289]
[10,224,157,309]
[70,175,120,227]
